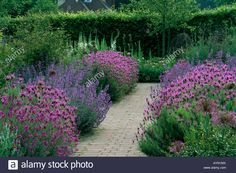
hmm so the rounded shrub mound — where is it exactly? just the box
[0,76,78,156]
[85,51,139,101]
[140,61,236,157]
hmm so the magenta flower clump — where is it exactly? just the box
[0,79,79,156]
[145,62,236,125]
[160,60,193,87]
[85,51,139,86]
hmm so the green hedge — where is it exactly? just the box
[188,4,236,35]
[1,4,236,56]
[0,11,158,55]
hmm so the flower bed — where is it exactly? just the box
[20,61,112,134]
[139,61,236,157]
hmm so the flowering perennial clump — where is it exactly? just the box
[160,60,193,87]
[20,61,112,132]
[85,51,139,101]
[45,62,112,129]
[86,51,139,86]
[146,62,236,124]
[0,78,78,156]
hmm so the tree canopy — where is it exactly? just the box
[123,0,198,56]
[0,0,58,17]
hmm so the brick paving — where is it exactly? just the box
[73,83,156,157]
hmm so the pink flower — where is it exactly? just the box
[0,79,79,156]
[0,111,5,119]
[1,96,8,105]
[5,74,15,81]
[145,62,236,118]
[85,51,138,86]
[169,141,185,153]
[24,125,29,132]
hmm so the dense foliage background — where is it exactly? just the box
[0,0,58,17]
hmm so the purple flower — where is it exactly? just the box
[24,125,29,132]
[169,141,185,153]
[85,51,139,86]
[0,111,5,119]
[0,79,79,156]
[1,96,8,105]
[145,62,236,125]
[19,61,112,129]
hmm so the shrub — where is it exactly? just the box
[0,21,67,76]
[28,0,58,14]
[0,42,15,85]
[139,59,165,83]
[139,108,186,156]
[188,4,236,36]
[180,121,236,157]
[184,37,218,64]
[85,51,138,101]
[184,28,236,63]
[0,124,23,157]
[15,22,67,67]
[0,76,78,156]
[19,61,112,133]
[0,12,156,56]
[222,29,236,55]
[140,104,236,157]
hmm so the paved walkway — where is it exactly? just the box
[74,83,156,157]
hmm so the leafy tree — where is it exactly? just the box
[115,0,130,8]
[124,0,198,56]
[0,0,58,17]
[29,0,58,13]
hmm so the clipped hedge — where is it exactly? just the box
[1,4,236,56]
[0,11,157,55]
[188,4,236,35]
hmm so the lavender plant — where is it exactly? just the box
[139,55,236,157]
[160,60,193,87]
[19,61,112,133]
[0,124,23,156]
[1,76,78,156]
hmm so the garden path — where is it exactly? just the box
[73,83,156,157]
